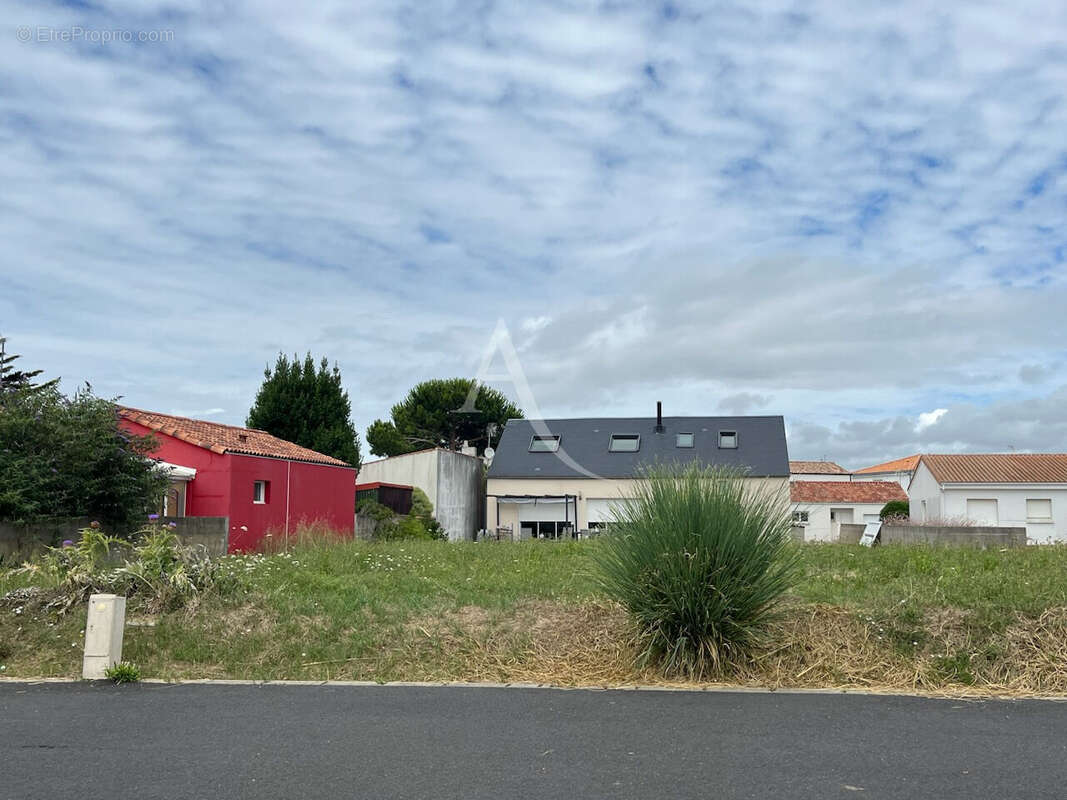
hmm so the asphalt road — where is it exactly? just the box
[2,681,1065,799]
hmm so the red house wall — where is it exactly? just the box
[121,419,232,518]
[121,419,356,552]
[226,455,355,551]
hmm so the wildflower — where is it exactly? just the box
[62,540,74,548]
[148,514,160,521]
[168,522,178,529]
[90,521,100,529]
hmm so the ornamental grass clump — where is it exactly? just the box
[594,465,800,679]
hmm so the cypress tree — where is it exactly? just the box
[246,353,362,467]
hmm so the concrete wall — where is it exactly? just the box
[435,449,483,542]
[0,516,229,561]
[357,448,483,541]
[359,450,441,509]
[487,476,790,536]
[164,516,229,556]
[881,524,1026,548]
[838,523,866,544]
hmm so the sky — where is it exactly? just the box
[2,0,1066,469]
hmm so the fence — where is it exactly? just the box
[836,522,1026,548]
[0,516,229,562]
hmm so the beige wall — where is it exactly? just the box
[487,476,789,534]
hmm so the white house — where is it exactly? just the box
[486,406,790,539]
[907,454,1067,543]
[789,460,851,482]
[852,455,920,489]
[790,480,907,542]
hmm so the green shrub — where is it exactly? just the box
[880,500,910,520]
[594,465,799,678]
[104,661,141,683]
[20,521,235,612]
[410,488,433,518]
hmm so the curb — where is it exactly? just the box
[2,676,1065,701]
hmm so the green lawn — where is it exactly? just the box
[3,539,1067,692]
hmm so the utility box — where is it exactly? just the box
[82,594,126,679]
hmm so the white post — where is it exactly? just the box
[82,594,126,679]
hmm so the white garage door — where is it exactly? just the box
[586,498,626,524]
[966,498,999,525]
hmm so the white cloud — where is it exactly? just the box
[1,0,1066,465]
[916,408,949,432]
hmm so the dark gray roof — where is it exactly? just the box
[487,416,790,479]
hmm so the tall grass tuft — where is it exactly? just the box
[594,465,799,678]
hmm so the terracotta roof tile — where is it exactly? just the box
[854,454,921,475]
[921,453,1067,484]
[790,481,907,504]
[118,407,351,468]
[789,460,849,475]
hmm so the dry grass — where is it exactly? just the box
[5,539,1067,696]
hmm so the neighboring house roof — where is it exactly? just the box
[118,407,351,468]
[790,460,849,475]
[920,453,1067,484]
[487,416,789,479]
[790,481,907,504]
[854,454,921,475]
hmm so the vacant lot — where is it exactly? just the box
[3,540,1066,693]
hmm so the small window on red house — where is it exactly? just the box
[253,480,269,504]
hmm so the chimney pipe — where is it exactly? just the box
[655,401,664,433]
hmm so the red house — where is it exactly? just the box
[119,407,356,552]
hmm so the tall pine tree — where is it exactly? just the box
[0,335,58,397]
[246,353,362,467]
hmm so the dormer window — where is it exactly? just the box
[529,434,560,452]
[676,433,694,448]
[609,433,641,452]
[718,431,738,449]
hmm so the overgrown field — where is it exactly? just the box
[3,539,1067,694]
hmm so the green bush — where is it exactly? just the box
[0,386,167,530]
[880,500,910,520]
[20,521,235,612]
[104,661,141,683]
[594,465,799,678]
[410,488,433,518]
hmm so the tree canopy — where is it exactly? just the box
[0,335,57,397]
[0,384,167,529]
[366,378,523,457]
[246,353,362,467]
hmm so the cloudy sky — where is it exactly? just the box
[3,0,1066,468]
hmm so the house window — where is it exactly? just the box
[529,434,560,452]
[965,498,998,525]
[609,434,641,452]
[1026,499,1053,523]
[792,510,809,524]
[253,480,269,504]
[676,432,695,448]
[718,430,738,449]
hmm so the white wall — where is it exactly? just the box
[790,473,852,482]
[854,470,912,488]
[488,476,790,535]
[795,502,886,542]
[939,487,1067,543]
[908,461,1067,542]
[359,449,483,541]
[907,462,942,522]
[359,450,440,508]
